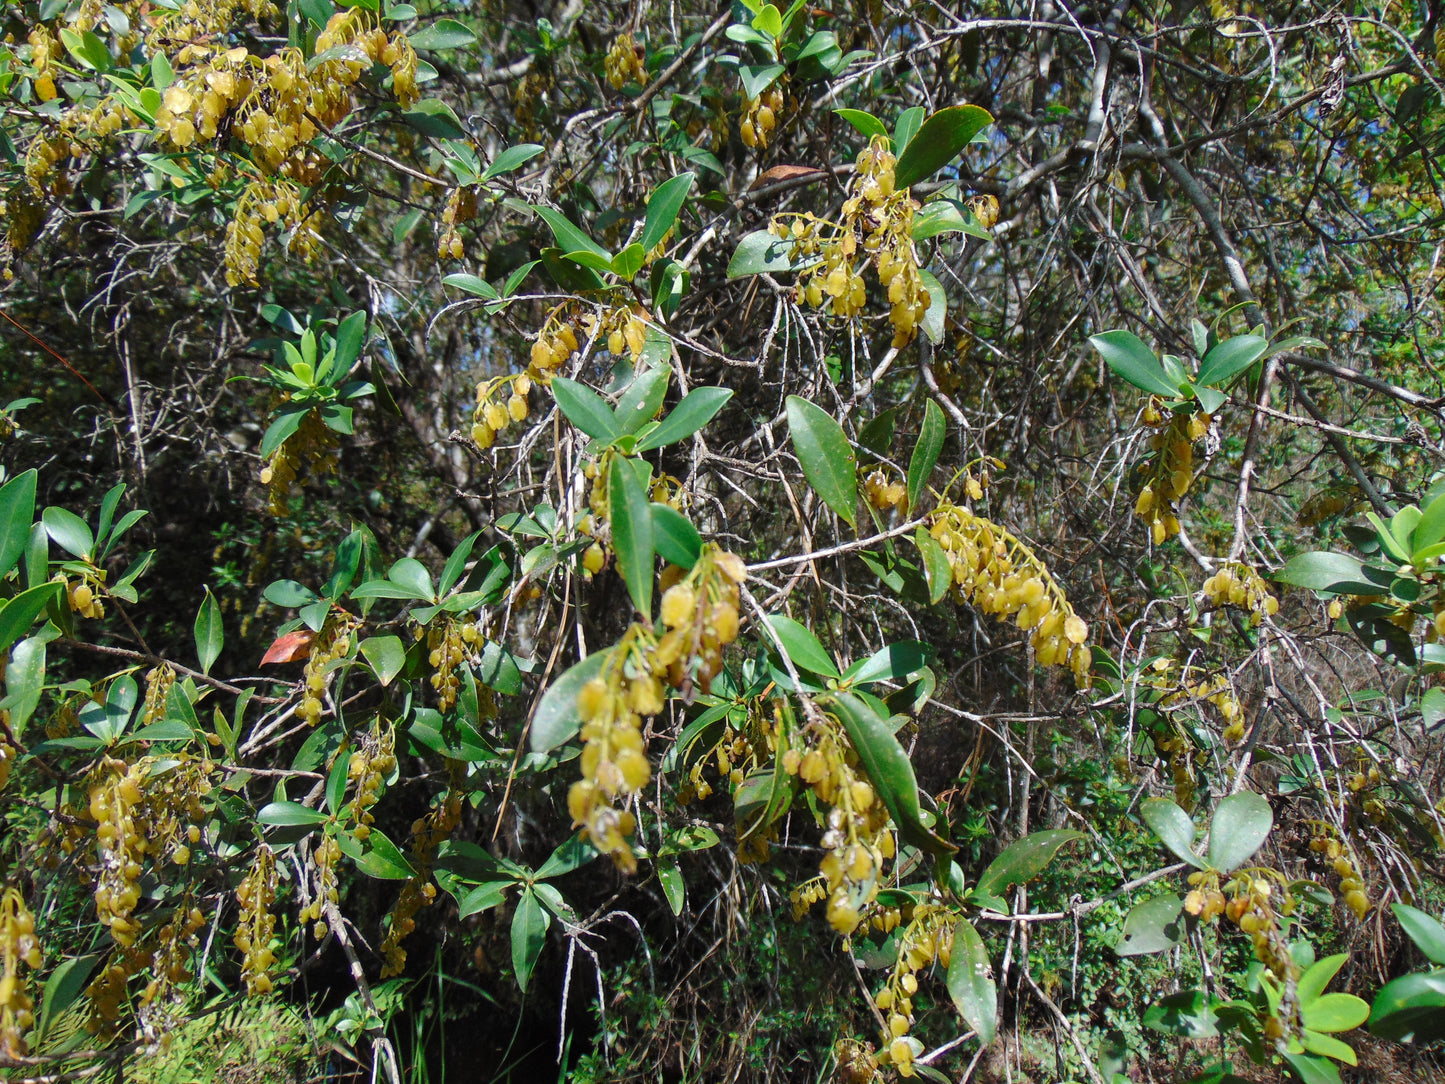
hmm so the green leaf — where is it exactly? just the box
[914,527,952,604]
[615,367,670,436]
[738,62,785,100]
[834,108,889,142]
[408,17,476,50]
[1275,552,1376,593]
[531,648,615,753]
[400,98,466,139]
[1282,1053,1341,1084]
[907,399,946,513]
[1392,904,1445,965]
[1196,334,1269,388]
[360,635,406,686]
[786,396,857,526]
[974,829,1085,898]
[827,692,955,856]
[534,833,598,879]
[1369,970,1445,1042]
[1300,1029,1358,1065]
[511,888,551,992]
[257,801,329,827]
[0,582,62,655]
[726,229,796,278]
[1144,990,1220,1038]
[1116,894,1185,956]
[766,615,840,678]
[1302,993,1370,1034]
[650,504,702,570]
[1413,493,1445,552]
[893,105,993,189]
[1367,511,1413,565]
[1207,791,1273,873]
[43,506,94,560]
[658,856,685,916]
[893,106,926,156]
[194,588,223,675]
[0,469,37,577]
[59,27,111,70]
[641,172,695,252]
[481,142,544,181]
[917,267,946,344]
[610,456,655,618]
[1140,797,1205,868]
[611,243,646,280]
[3,635,46,729]
[551,378,620,442]
[1299,953,1348,1006]
[35,954,100,1045]
[912,200,993,241]
[326,752,348,817]
[260,404,309,458]
[842,642,934,686]
[1089,331,1183,399]
[635,387,732,451]
[457,880,511,918]
[1421,687,1445,730]
[442,273,498,299]
[341,828,417,880]
[947,919,997,1044]
[529,204,609,259]
[386,557,436,601]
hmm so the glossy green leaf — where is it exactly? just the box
[1393,904,1445,965]
[842,641,933,686]
[257,800,329,826]
[610,456,655,618]
[457,880,511,918]
[827,692,955,856]
[726,229,796,278]
[326,751,349,817]
[386,557,436,602]
[835,108,888,142]
[615,368,670,436]
[974,829,1085,898]
[481,142,544,181]
[534,833,598,879]
[641,173,695,253]
[912,200,993,241]
[511,888,551,992]
[360,635,406,686]
[43,506,94,560]
[914,527,952,604]
[194,588,223,675]
[1144,990,1220,1038]
[766,615,840,678]
[3,635,46,729]
[0,469,36,578]
[35,954,100,1045]
[785,396,857,526]
[1141,797,1205,868]
[1299,953,1348,1006]
[893,106,926,157]
[918,268,946,344]
[1367,511,1413,564]
[650,504,702,569]
[1300,1029,1358,1065]
[658,856,685,916]
[1196,334,1269,388]
[1116,894,1185,956]
[1369,970,1445,1042]
[401,98,466,139]
[947,919,996,1044]
[342,828,417,880]
[0,582,62,655]
[907,399,946,513]
[1089,330,1183,399]
[1207,791,1273,873]
[1414,493,1445,552]
[893,105,993,189]
[1275,552,1376,594]
[442,273,498,299]
[530,648,615,753]
[408,17,476,50]
[551,378,621,442]
[611,243,646,280]
[1302,993,1370,1034]
[636,387,732,451]
[529,204,609,259]
[1282,1053,1341,1084]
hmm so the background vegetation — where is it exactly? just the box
[1,0,1444,1081]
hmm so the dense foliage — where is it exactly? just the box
[2,0,1445,1081]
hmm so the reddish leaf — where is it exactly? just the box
[748,165,827,191]
[261,629,315,665]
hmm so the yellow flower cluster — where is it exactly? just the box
[1185,867,1301,990]
[89,759,150,947]
[0,723,16,793]
[528,317,580,382]
[438,185,478,260]
[1134,406,1210,544]
[380,782,463,977]
[135,902,206,1050]
[873,906,956,1077]
[680,699,776,807]
[299,834,342,940]
[592,305,650,361]
[863,470,907,512]
[142,664,176,727]
[0,886,43,1059]
[604,33,646,89]
[773,134,930,345]
[234,845,279,995]
[345,720,397,842]
[300,613,356,724]
[783,714,895,936]
[471,373,532,451]
[1202,562,1279,626]
[68,574,106,620]
[225,176,318,287]
[1307,825,1371,920]
[928,504,1092,683]
[260,407,339,515]
[740,83,787,148]
[427,616,483,711]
